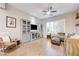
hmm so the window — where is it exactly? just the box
[46,20,65,34]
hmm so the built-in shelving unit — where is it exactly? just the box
[22,20,27,33]
[21,19,41,43]
[21,19,31,42]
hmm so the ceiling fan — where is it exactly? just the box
[42,4,57,16]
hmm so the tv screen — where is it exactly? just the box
[31,24,37,30]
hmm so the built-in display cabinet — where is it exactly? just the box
[21,19,31,42]
[21,19,41,43]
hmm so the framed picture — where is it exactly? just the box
[6,16,16,28]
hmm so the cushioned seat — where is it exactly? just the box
[0,35,17,52]
[51,36,61,45]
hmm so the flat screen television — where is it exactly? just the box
[31,24,37,30]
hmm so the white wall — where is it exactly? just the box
[0,3,76,39]
[0,4,41,40]
[64,12,76,33]
[42,12,76,37]
[0,3,5,9]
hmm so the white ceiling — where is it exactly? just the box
[9,3,79,19]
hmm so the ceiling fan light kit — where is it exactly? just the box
[42,3,57,16]
[47,11,53,16]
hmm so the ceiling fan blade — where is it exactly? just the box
[50,10,57,12]
[42,10,47,12]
